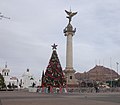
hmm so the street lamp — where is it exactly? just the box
[116,62,119,78]
[110,58,112,88]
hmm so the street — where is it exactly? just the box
[0,91,120,105]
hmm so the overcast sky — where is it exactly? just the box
[0,0,120,79]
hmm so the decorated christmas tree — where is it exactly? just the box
[41,44,66,89]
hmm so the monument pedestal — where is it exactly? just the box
[64,68,77,87]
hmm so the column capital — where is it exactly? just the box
[63,23,76,36]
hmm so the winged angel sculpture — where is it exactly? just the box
[0,12,10,19]
[65,10,77,24]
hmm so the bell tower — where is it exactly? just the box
[2,62,10,76]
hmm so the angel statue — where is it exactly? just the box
[0,12,10,19]
[65,10,77,24]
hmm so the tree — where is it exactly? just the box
[0,73,6,89]
[42,44,66,88]
[41,70,45,87]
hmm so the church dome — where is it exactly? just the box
[2,68,10,72]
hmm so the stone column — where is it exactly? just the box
[63,14,77,85]
[66,32,73,69]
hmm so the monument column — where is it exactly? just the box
[66,32,73,68]
[63,10,77,86]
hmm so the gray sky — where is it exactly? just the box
[0,0,120,79]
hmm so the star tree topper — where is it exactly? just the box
[51,43,58,50]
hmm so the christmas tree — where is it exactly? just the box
[42,44,66,89]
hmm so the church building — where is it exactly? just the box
[0,63,18,88]
[20,69,36,89]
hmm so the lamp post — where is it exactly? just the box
[110,58,112,88]
[116,62,119,78]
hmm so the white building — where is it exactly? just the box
[0,64,18,88]
[20,69,36,89]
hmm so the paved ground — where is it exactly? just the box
[0,91,120,105]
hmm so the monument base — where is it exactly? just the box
[64,67,78,87]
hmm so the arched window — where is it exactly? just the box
[4,72,6,76]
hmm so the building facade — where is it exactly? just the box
[0,64,18,88]
[20,69,36,89]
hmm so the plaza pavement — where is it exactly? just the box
[0,90,120,105]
